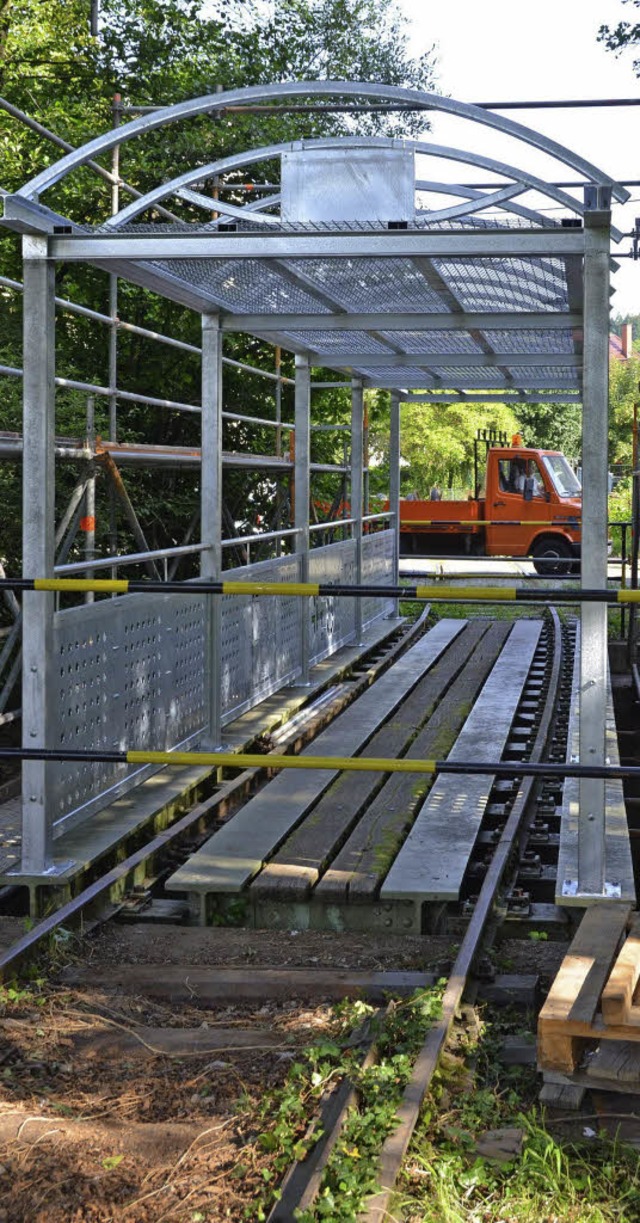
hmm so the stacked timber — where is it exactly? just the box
[538,903,640,1107]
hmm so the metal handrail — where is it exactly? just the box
[221,526,301,548]
[309,517,356,533]
[54,543,209,574]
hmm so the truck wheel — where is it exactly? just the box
[531,538,574,576]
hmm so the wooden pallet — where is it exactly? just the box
[538,902,640,1104]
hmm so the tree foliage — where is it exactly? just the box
[369,400,522,498]
[0,0,438,579]
[599,0,640,71]
[609,353,640,467]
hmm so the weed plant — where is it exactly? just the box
[248,989,443,1222]
[397,1008,640,1223]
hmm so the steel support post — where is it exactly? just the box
[295,355,311,684]
[578,209,611,896]
[21,236,56,873]
[390,392,401,617]
[85,396,96,605]
[201,313,223,746]
[351,379,364,643]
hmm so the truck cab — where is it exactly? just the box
[485,446,581,573]
[396,443,582,573]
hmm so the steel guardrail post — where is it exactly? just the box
[295,355,311,684]
[201,312,224,746]
[389,391,401,617]
[351,378,364,643]
[577,194,611,897]
[21,234,56,873]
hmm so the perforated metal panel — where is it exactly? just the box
[220,554,302,720]
[48,537,393,831]
[361,530,395,626]
[309,539,357,664]
[52,590,207,831]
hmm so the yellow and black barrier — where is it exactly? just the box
[1,745,640,781]
[0,576,637,604]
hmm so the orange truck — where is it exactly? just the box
[396,438,582,574]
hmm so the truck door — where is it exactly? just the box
[487,456,546,557]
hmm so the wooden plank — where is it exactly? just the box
[59,965,436,1003]
[601,918,640,1026]
[539,1080,586,1110]
[254,620,489,901]
[586,1039,640,1084]
[58,966,534,1006]
[71,1024,293,1059]
[316,621,509,903]
[537,1029,584,1074]
[539,903,630,1028]
[381,619,543,904]
[165,620,465,896]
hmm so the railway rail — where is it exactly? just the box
[0,601,598,1219]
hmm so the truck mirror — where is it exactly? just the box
[523,476,534,502]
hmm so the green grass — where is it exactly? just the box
[396,1009,640,1223]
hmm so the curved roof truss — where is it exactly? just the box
[1,81,625,397]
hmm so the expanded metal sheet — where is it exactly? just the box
[151,257,333,315]
[105,216,560,235]
[47,531,393,830]
[433,258,571,312]
[378,330,483,355]
[288,258,448,313]
[51,590,207,830]
[220,553,301,721]
[477,328,576,354]
[354,365,443,382]
[504,364,579,382]
[282,330,392,354]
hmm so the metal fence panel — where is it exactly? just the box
[361,529,395,626]
[51,589,207,833]
[48,536,393,830]
[308,538,357,664]
[220,554,302,720]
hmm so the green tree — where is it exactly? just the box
[599,1,640,70]
[370,399,522,498]
[609,352,640,467]
[0,0,438,580]
[515,400,582,459]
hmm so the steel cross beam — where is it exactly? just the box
[46,231,588,261]
[307,352,582,369]
[364,378,581,390]
[402,391,581,403]
[220,312,583,332]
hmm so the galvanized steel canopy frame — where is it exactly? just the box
[1,81,627,899]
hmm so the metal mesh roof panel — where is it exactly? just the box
[288,259,451,313]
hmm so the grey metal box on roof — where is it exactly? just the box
[281,147,415,224]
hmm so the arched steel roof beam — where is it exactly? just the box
[99,136,623,242]
[176,188,283,225]
[15,81,628,204]
[415,180,554,228]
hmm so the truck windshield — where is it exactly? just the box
[541,455,581,498]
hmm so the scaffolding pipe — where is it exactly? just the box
[0,96,180,222]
